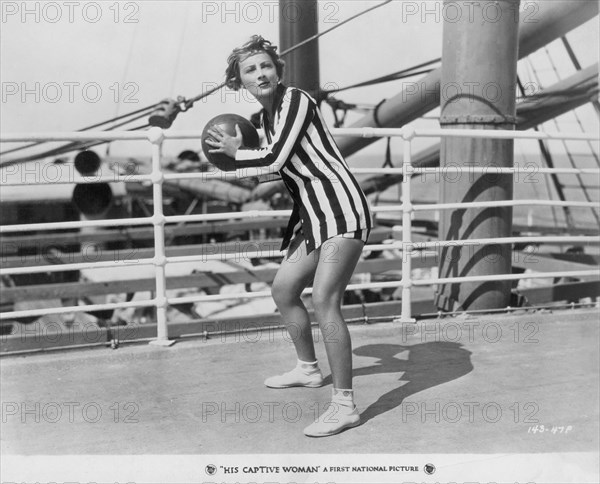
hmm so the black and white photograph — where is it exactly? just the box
[1,1,599,483]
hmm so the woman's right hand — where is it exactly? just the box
[204,124,243,158]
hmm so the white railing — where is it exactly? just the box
[1,127,599,344]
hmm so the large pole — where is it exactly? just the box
[336,0,599,157]
[435,0,520,312]
[359,62,599,195]
[252,1,597,202]
[279,0,320,92]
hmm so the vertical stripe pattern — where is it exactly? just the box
[234,84,372,254]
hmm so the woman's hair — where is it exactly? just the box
[225,35,285,91]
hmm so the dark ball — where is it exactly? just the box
[74,150,101,175]
[201,114,260,171]
[72,183,112,216]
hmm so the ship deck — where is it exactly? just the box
[1,307,599,482]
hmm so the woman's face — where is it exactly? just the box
[238,52,279,102]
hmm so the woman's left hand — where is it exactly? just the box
[205,124,243,158]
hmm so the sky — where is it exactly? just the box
[1,0,441,159]
[1,0,598,161]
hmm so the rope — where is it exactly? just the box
[562,35,600,117]
[372,98,387,128]
[183,0,395,110]
[0,104,157,158]
[541,45,600,227]
[520,64,569,229]
[323,58,440,94]
[107,20,140,156]
[516,80,599,102]
[280,0,393,56]
[2,0,395,163]
[319,59,440,126]
[0,123,151,167]
[168,5,190,98]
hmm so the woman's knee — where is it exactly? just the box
[271,281,302,309]
[312,290,342,318]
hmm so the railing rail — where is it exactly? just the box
[1,127,599,343]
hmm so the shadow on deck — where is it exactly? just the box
[1,308,598,482]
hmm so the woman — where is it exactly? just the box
[205,35,372,437]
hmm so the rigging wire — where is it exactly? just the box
[183,0,395,109]
[1,0,396,164]
[1,123,152,167]
[562,35,600,117]
[168,5,190,99]
[521,60,564,229]
[515,80,599,102]
[282,0,393,54]
[0,104,156,158]
[2,23,150,160]
[323,58,440,94]
[323,61,441,124]
[107,18,140,156]
[542,44,600,227]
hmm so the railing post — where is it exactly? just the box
[395,127,417,324]
[147,127,175,347]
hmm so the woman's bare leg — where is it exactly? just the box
[311,237,364,389]
[271,234,319,362]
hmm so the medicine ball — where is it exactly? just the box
[201,114,260,171]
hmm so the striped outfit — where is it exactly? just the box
[234,84,372,254]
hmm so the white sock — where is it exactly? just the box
[332,388,355,409]
[297,359,319,374]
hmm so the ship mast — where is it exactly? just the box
[434,0,520,312]
[279,0,320,94]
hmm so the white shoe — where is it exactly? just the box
[264,366,324,388]
[303,403,361,437]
